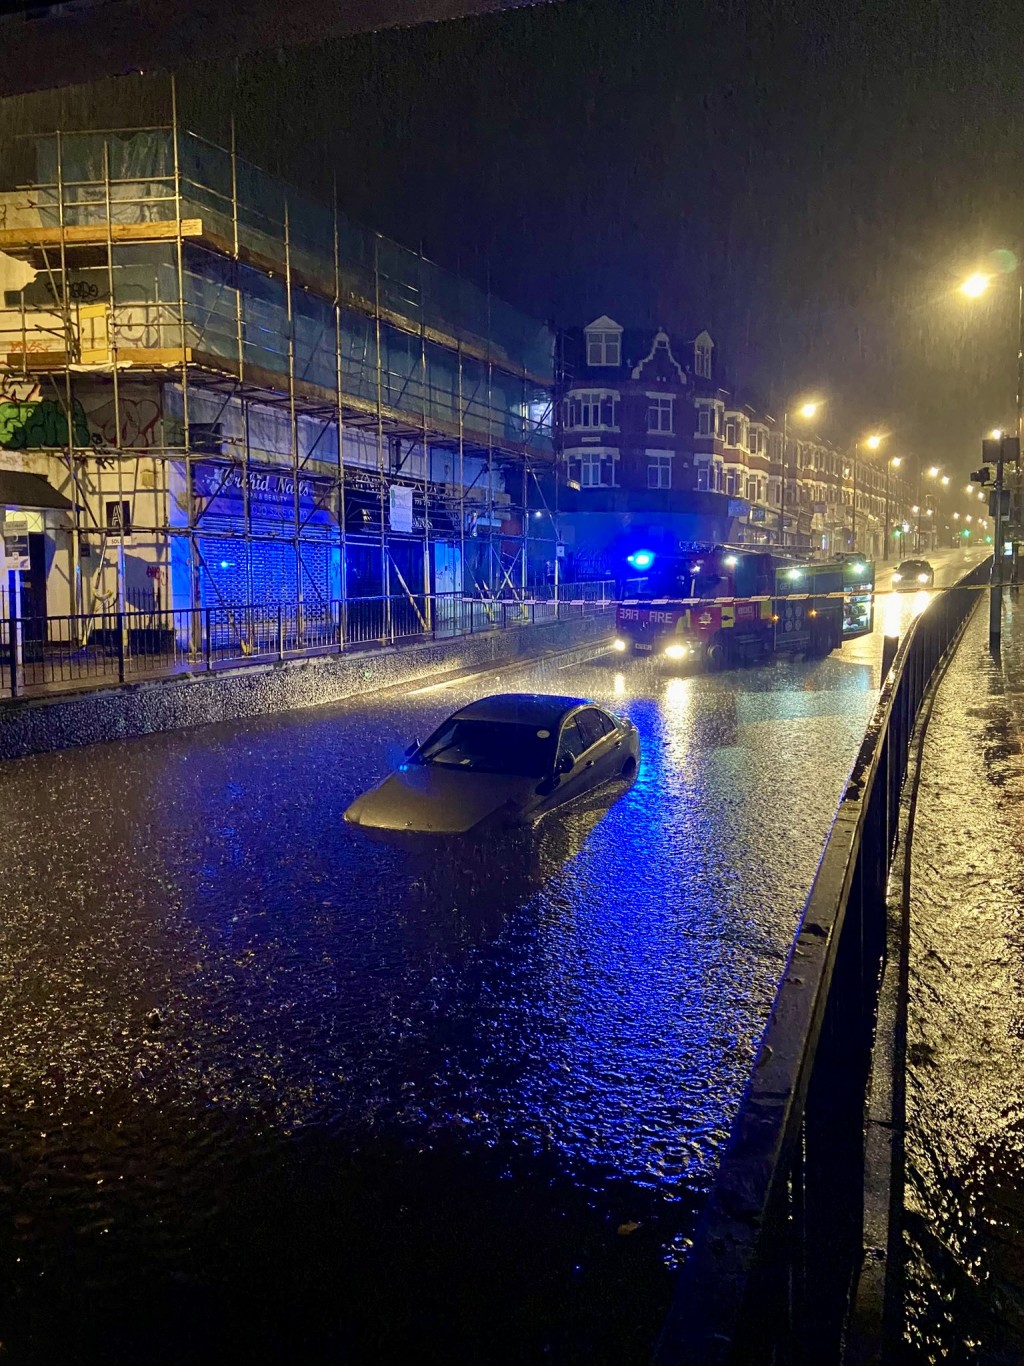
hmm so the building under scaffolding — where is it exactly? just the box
[0,82,556,631]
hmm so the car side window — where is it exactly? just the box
[557,715,589,765]
[592,709,617,737]
[574,708,608,751]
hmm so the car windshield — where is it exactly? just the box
[413,718,558,777]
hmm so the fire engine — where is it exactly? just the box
[612,546,874,669]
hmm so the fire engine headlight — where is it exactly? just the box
[613,638,628,652]
[664,643,688,660]
[891,572,902,582]
[917,572,929,583]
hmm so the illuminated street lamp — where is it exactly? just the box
[881,453,902,561]
[851,431,886,554]
[778,399,822,551]
[961,272,991,298]
[960,259,1024,642]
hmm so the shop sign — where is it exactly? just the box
[192,462,335,528]
[2,511,30,571]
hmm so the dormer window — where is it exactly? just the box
[587,330,620,366]
[693,331,713,379]
[584,315,623,367]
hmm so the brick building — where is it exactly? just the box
[556,315,915,579]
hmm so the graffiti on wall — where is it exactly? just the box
[0,396,90,449]
[0,373,41,404]
[0,388,160,452]
[85,395,160,449]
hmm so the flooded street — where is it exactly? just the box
[0,554,979,1363]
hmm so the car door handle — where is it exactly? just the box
[585,759,595,769]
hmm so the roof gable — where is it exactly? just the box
[630,328,686,383]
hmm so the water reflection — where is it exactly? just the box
[0,643,887,1362]
[881,587,932,638]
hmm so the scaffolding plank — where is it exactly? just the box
[0,219,204,253]
[4,346,193,370]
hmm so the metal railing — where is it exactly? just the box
[0,583,613,700]
[655,558,992,1365]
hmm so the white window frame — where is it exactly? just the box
[724,418,738,447]
[563,389,620,431]
[695,341,712,378]
[697,404,715,437]
[647,451,673,489]
[567,446,619,489]
[585,330,621,367]
[647,394,674,434]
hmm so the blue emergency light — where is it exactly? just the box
[627,549,655,571]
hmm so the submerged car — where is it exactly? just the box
[892,558,935,591]
[344,693,641,836]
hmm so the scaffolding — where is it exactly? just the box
[0,77,558,626]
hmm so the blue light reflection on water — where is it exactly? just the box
[0,645,884,1356]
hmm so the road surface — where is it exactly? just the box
[0,547,986,1363]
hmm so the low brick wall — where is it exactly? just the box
[0,611,614,761]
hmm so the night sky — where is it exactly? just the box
[85,0,1024,479]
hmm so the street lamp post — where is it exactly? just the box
[883,455,901,562]
[778,400,820,552]
[960,265,1024,600]
[852,433,883,556]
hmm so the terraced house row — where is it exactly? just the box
[555,315,917,579]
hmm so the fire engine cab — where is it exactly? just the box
[613,546,869,670]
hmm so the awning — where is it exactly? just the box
[0,470,73,513]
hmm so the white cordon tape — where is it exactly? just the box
[617,584,981,607]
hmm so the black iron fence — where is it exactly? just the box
[0,583,614,700]
[655,558,993,1366]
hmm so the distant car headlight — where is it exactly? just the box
[917,572,929,583]
[613,638,628,652]
[892,572,902,582]
[664,643,688,660]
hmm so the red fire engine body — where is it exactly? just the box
[613,547,851,669]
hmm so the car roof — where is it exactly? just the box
[452,693,591,727]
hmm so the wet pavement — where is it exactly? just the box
[904,585,1024,1364]
[0,549,982,1364]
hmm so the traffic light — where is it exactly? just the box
[962,528,971,538]
[971,465,994,486]
[990,489,1011,516]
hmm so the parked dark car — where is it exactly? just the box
[344,693,641,835]
[892,558,935,590]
